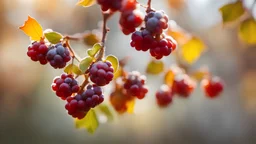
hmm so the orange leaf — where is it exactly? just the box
[19,16,43,41]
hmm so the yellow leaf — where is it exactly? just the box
[126,98,135,114]
[84,32,100,46]
[239,18,256,44]
[164,66,184,86]
[219,1,245,24]
[98,104,114,122]
[76,0,95,7]
[19,16,43,41]
[167,21,190,45]
[75,109,99,134]
[106,55,119,73]
[180,37,205,64]
[190,67,209,81]
[146,59,164,75]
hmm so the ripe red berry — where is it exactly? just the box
[89,61,114,86]
[27,41,49,65]
[52,73,80,100]
[119,10,143,35]
[156,85,173,107]
[201,76,224,98]
[144,10,169,35]
[123,71,148,99]
[46,43,71,69]
[172,74,196,97]
[97,0,123,11]
[65,85,104,119]
[130,29,155,51]
[150,36,176,59]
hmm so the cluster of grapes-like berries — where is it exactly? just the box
[131,11,176,59]
[89,61,114,86]
[172,74,196,98]
[123,71,148,99]
[65,85,104,119]
[27,41,48,65]
[46,44,71,69]
[51,73,80,100]
[156,85,173,107]
[27,41,71,68]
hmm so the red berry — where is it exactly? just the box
[156,85,173,107]
[51,73,80,100]
[65,85,104,119]
[123,71,148,99]
[89,61,114,86]
[201,76,224,98]
[27,41,49,65]
[97,0,123,11]
[130,29,155,51]
[172,74,196,97]
[150,36,176,59]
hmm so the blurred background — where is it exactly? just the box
[1,0,256,143]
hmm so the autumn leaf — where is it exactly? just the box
[75,109,99,134]
[126,98,135,114]
[146,59,164,75]
[98,104,114,122]
[44,31,63,44]
[180,37,205,64]
[219,1,245,24]
[167,20,190,45]
[87,43,102,57]
[76,0,95,7]
[106,55,119,73]
[64,64,83,75]
[19,16,43,41]
[239,18,256,44]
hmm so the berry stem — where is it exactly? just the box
[64,39,82,62]
[96,12,114,61]
[78,75,89,94]
[146,0,153,13]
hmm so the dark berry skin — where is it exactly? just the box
[123,71,148,99]
[27,41,48,65]
[97,0,123,12]
[156,85,173,107]
[119,10,143,35]
[172,74,196,98]
[65,85,104,119]
[150,37,176,59]
[130,29,155,51]
[145,10,169,35]
[46,43,71,69]
[52,73,80,100]
[89,61,114,86]
[201,77,224,98]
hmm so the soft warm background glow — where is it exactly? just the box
[0,0,256,144]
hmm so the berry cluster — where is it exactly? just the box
[130,10,176,59]
[156,85,173,107]
[144,10,169,35]
[123,71,148,99]
[46,44,71,69]
[201,76,224,98]
[65,85,104,119]
[27,41,71,68]
[110,86,134,114]
[172,74,196,98]
[51,73,80,100]
[119,0,143,35]
[89,61,114,86]
[27,41,48,65]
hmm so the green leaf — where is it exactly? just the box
[75,109,99,134]
[44,31,63,44]
[219,1,245,23]
[146,60,164,75]
[106,55,119,73]
[87,43,102,57]
[64,64,83,75]
[98,104,114,122]
[239,18,256,44]
[79,57,93,73]
[76,0,96,7]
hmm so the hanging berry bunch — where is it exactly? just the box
[18,0,225,134]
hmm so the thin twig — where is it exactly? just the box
[96,12,114,61]
[146,0,153,13]
[64,39,82,62]
[78,75,89,93]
